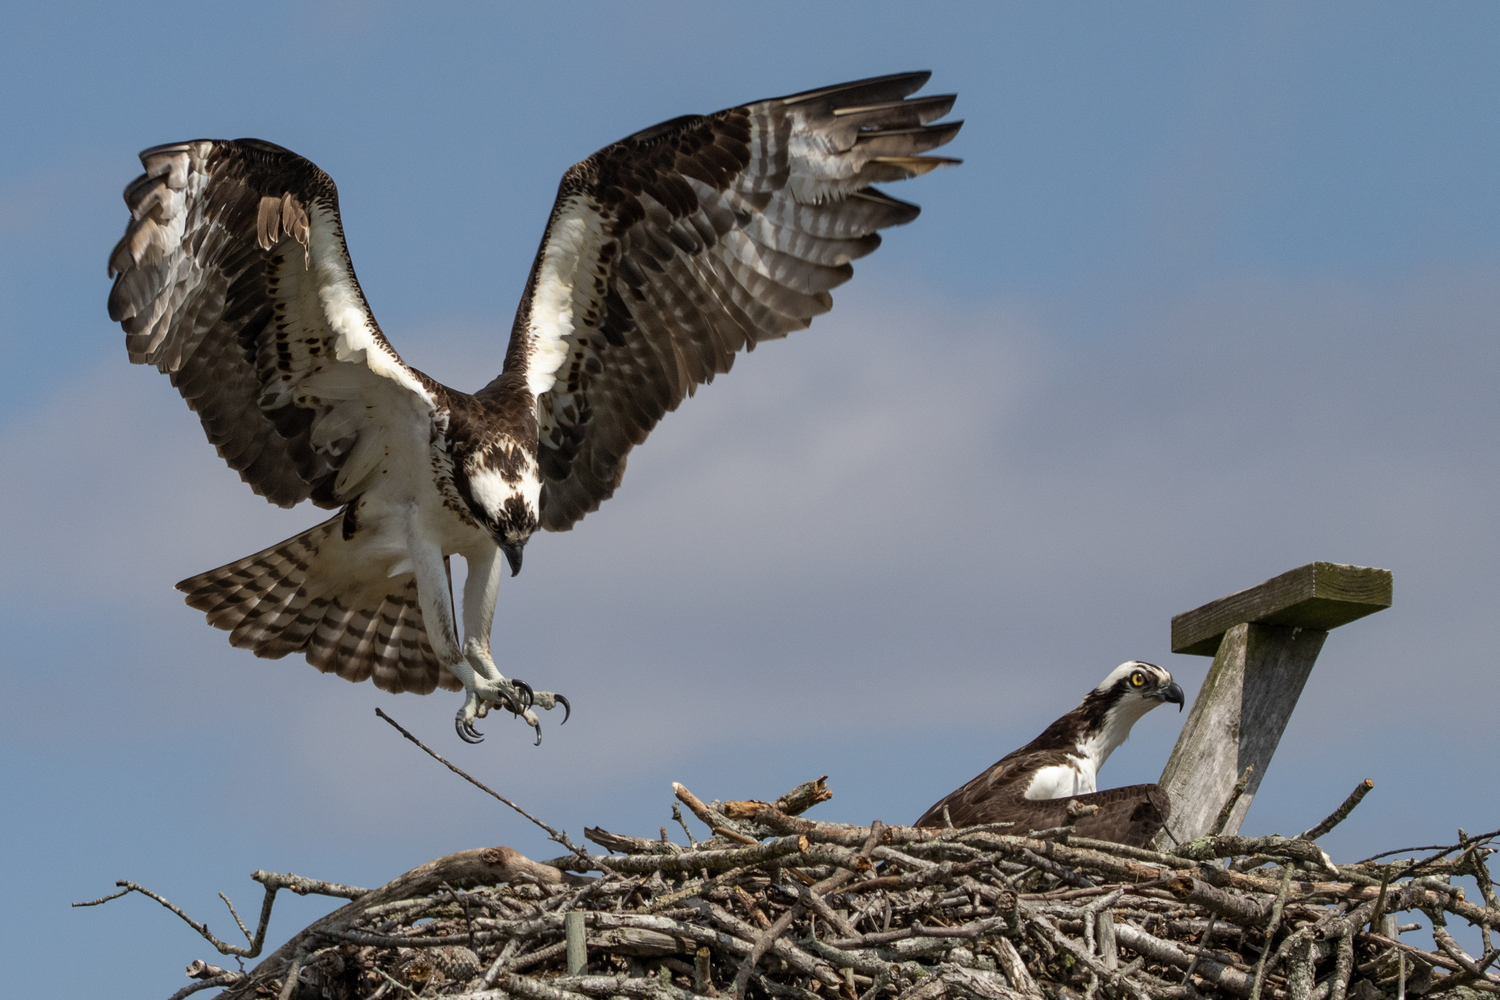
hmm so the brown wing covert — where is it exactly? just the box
[499,72,962,531]
[107,139,427,510]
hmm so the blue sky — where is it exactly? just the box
[2,3,1498,996]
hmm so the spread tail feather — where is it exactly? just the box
[176,515,458,695]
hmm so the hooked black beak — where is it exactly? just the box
[500,541,524,577]
[1154,680,1186,712]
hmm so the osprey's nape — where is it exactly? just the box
[917,661,1185,846]
[107,72,961,743]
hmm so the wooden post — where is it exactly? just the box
[1155,562,1391,846]
[565,910,586,975]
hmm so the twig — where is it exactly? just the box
[377,707,587,859]
[510,939,572,973]
[1182,913,1218,984]
[1021,847,1094,888]
[375,967,419,997]
[1212,765,1255,838]
[1359,929,1498,980]
[72,880,269,958]
[1354,827,1500,865]
[1328,928,1354,1000]
[480,936,524,989]
[674,782,765,846]
[714,827,759,846]
[250,870,367,899]
[772,777,833,817]
[673,804,700,847]
[674,783,725,829]
[219,892,253,945]
[1300,779,1374,841]
[575,837,810,877]
[1464,828,1499,958]
[166,974,244,1000]
[277,943,308,1000]
[1469,833,1500,912]
[1369,868,1391,940]
[720,778,834,823]
[1174,834,1334,871]
[1165,875,1271,925]
[1432,922,1500,987]
[1249,863,1292,1000]
[735,885,772,930]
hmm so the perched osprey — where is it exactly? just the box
[915,662,1185,846]
[106,72,961,743]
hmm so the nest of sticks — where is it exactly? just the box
[80,717,1500,1000]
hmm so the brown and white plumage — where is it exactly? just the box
[108,140,434,511]
[515,76,960,529]
[178,520,452,694]
[106,72,961,742]
[916,662,1184,847]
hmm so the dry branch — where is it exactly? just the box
[1299,780,1374,842]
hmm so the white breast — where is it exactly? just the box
[1022,758,1099,800]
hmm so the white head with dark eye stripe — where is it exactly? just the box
[461,447,541,577]
[1099,660,1180,699]
[1079,660,1186,766]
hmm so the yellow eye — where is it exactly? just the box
[1131,671,1145,687]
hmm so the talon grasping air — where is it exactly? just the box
[509,679,535,713]
[453,677,566,744]
[106,72,960,741]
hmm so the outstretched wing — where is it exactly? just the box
[495,71,962,531]
[108,140,437,509]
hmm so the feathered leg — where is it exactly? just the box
[404,521,531,743]
[454,542,568,744]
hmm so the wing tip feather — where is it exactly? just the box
[780,70,933,107]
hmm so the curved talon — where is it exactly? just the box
[554,694,571,725]
[455,715,485,744]
[531,719,543,746]
[512,679,535,711]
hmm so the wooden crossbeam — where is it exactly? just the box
[1172,562,1392,657]
[1155,562,1391,846]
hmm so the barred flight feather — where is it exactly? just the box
[507,73,960,531]
[176,517,454,695]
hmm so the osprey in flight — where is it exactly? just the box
[916,662,1185,846]
[106,72,961,743]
